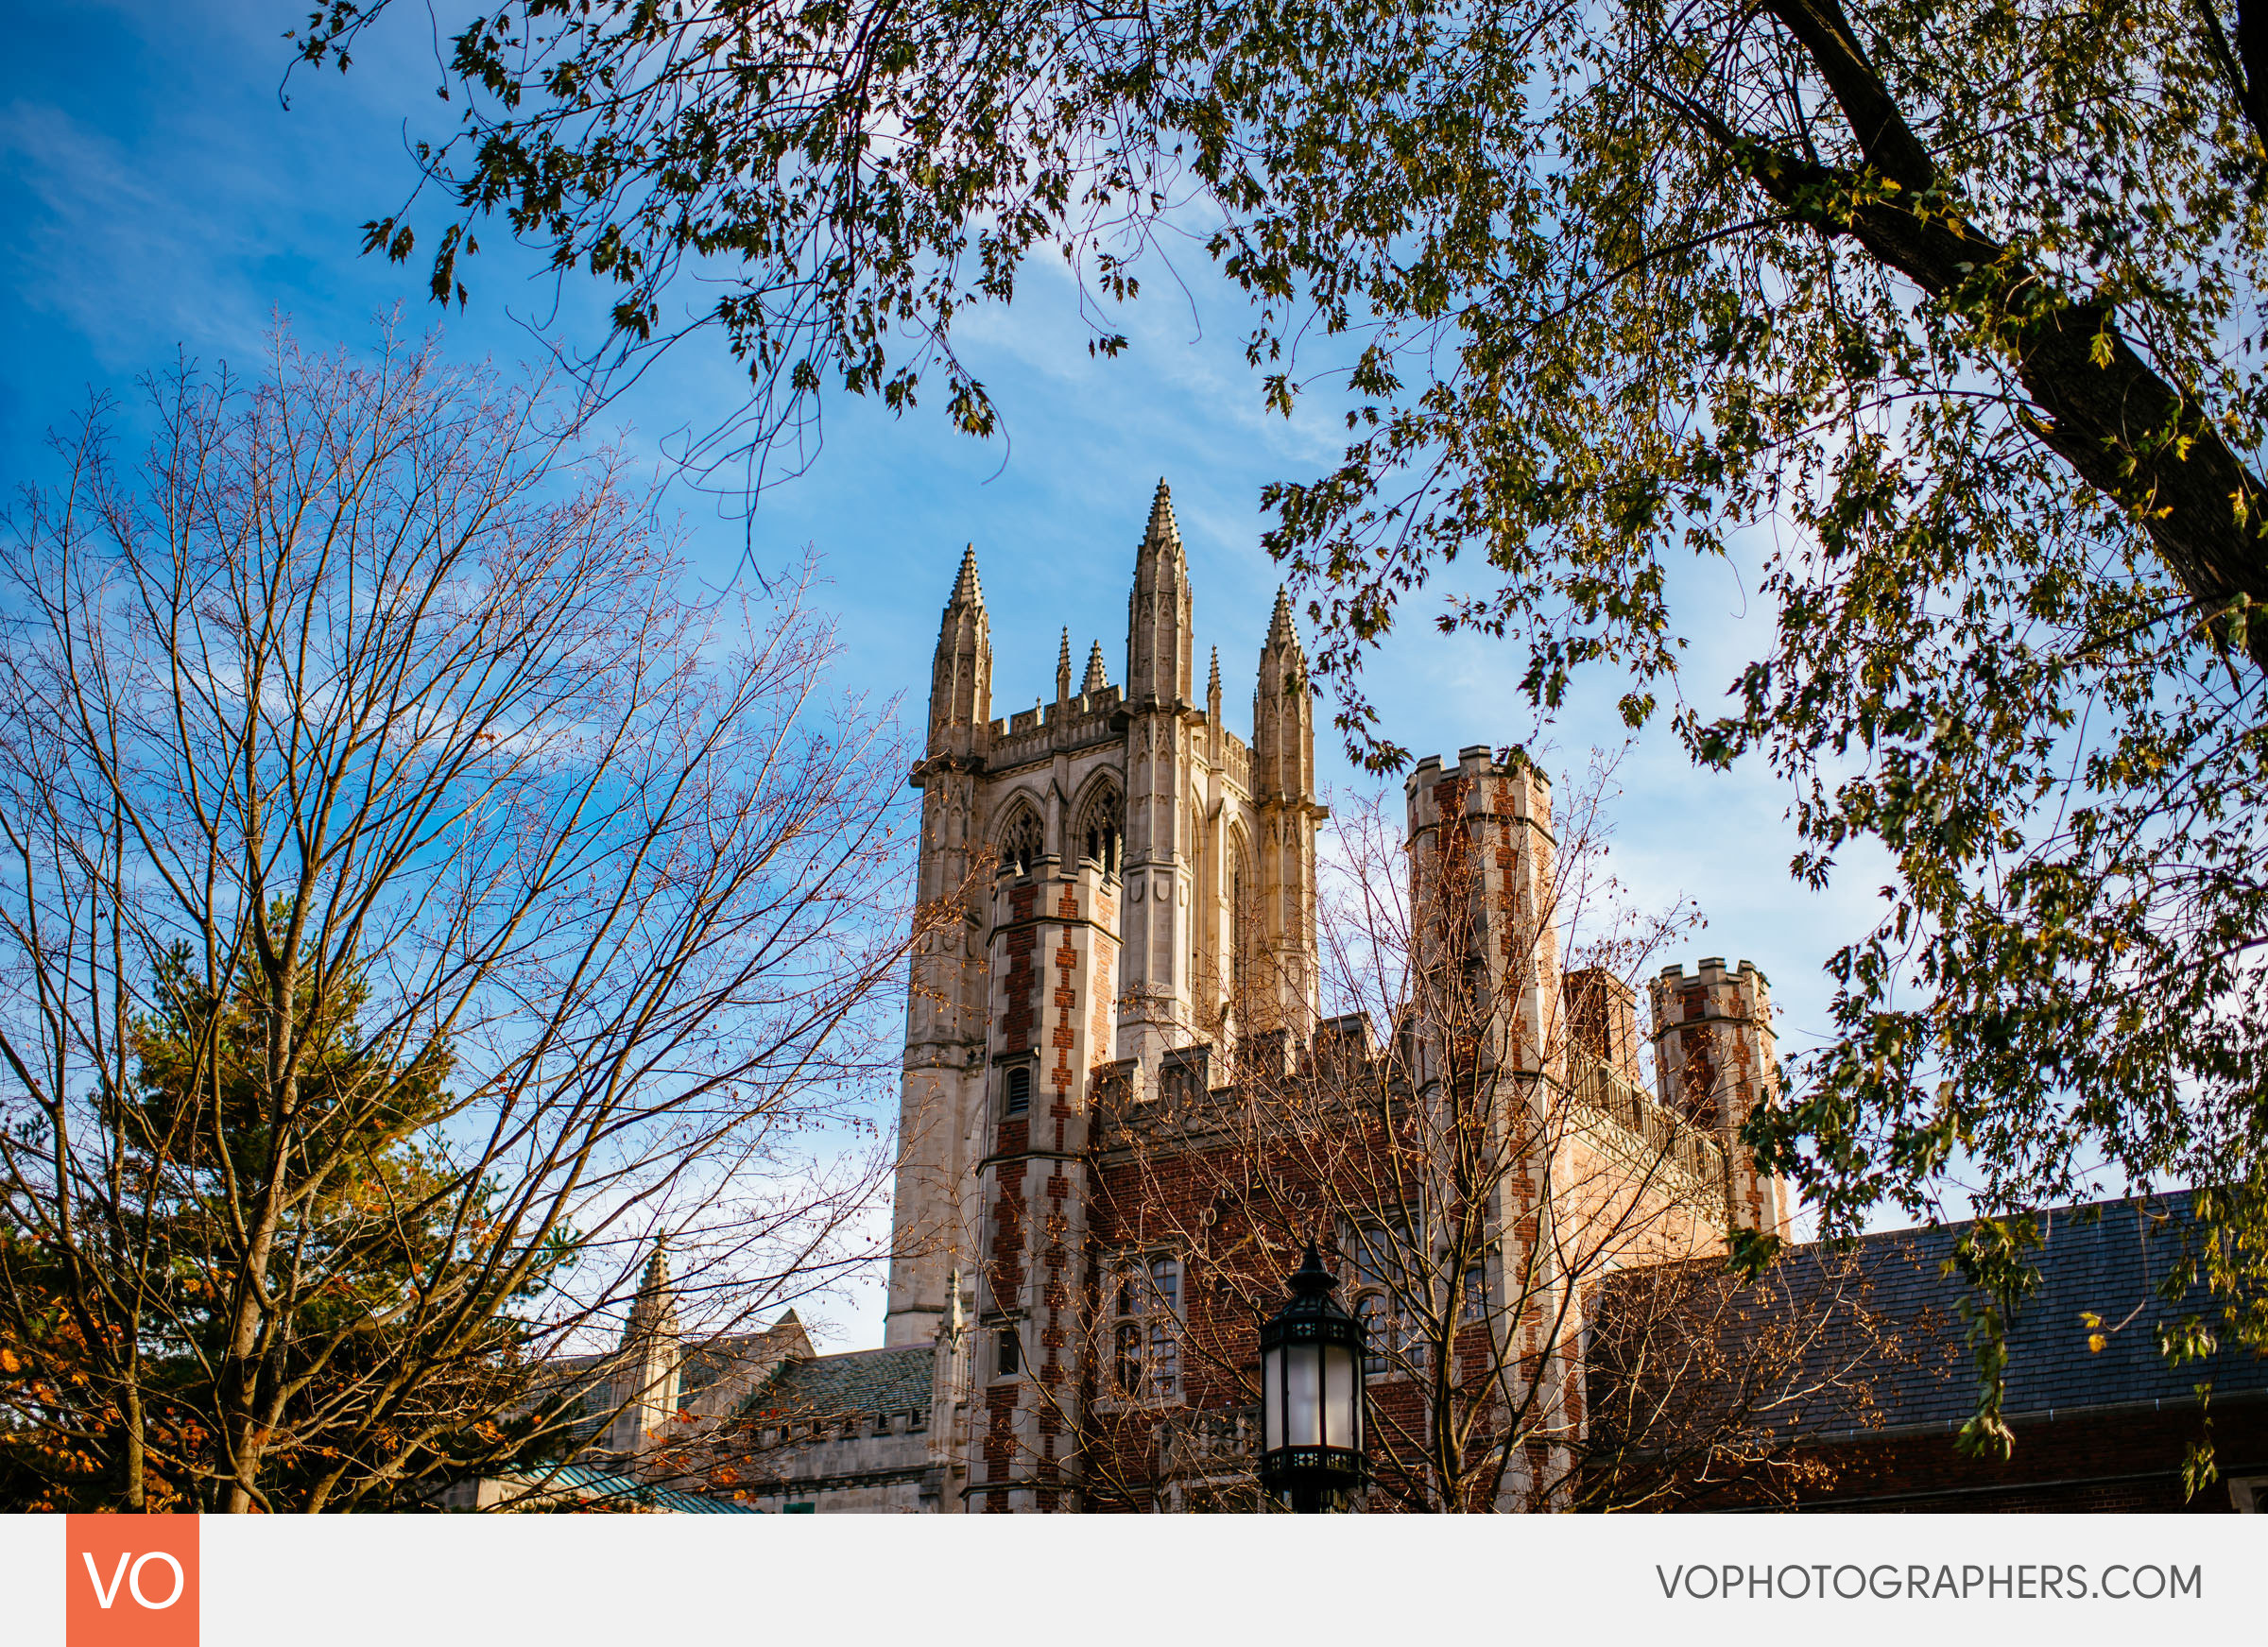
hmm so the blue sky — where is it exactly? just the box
[4,2,1906,1344]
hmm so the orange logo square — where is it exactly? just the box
[64,1515,198,1647]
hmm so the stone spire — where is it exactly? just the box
[950,542,984,606]
[1120,480,1198,1065]
[1057,627,1074,703]
[927,545,992,758]
[1144,474,1178,543]
[1207,645,1222,723]
[627,1239,680,1338]
[1266,584,1297,651]
[1126,479,1195,709]
[894,550,994,1347]
[608,1237,682,1459]
[1082,639,1108,695]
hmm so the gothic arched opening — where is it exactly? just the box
[1074,781,1124,875]
[995,801,1045,875]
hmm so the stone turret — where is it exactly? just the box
[1251,589,1315,804]
[928,546,992,758]
[890,550,997,1346]
[1125,479,1194,709]
[1651,959,1792,1237]
[1118,481,1198,1068]
[605,1241,681,1458]
[1403,746,1556,1077]
[1247,589,1321,1031]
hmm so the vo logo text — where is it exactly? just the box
[64,1515,198,1647]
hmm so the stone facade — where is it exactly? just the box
[865,484,1787,1512]
[525,484,2245,1515]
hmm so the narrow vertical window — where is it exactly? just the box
[997,1328,1021,1377]
[1147,1257,1180,1397]
[1005,1065,1030,1116]
[1357,1293,1387,1377]
[1113,1323,1143,1397]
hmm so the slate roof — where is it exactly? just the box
[1819,1192,2268,1431]
[741,1344,936,1420]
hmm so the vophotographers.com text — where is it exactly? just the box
[1657,1563,2202,1602]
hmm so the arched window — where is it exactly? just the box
[1348,1215,1427,1380]
[1074,782,1123,874]
[996,802,1045,875]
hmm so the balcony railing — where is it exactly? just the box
[1564,1049,1728,1220]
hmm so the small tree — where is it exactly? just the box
[0,331,923,1511]
[1578,1246,1927,1511]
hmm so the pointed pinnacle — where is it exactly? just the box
[949,543,984,607]
[1083,640,1108,695]
[1057,627,1074,700]
[1208,646,1221,699]
[1266,586,1297,648]
[1144,477,1178,544]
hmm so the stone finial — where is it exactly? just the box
[1057,627,1073,702]
[949,543,984,608]
[1144,476,1178,545]
[1082,639,1108,695]
[1208,646,1222,712]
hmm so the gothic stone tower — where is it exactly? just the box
[884,484,1323,1505]
[883,487,1791,1513]
[885,485,1324,1354]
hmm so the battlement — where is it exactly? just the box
[1403,744,1553,834]
[983,687,1125,768]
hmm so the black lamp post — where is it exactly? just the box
[1258,1243,1366,1512]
